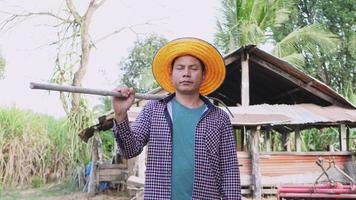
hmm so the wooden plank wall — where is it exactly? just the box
[237,152,353,187]
[260,153,348,175]
[237,151,252,185]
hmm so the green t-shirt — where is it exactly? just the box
[171,98,206,200]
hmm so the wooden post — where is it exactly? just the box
[235,128,242,151]
[346,127,350,151]
[287,132,291,152]
[295,127,302,152]
[242,126,247,151]
[265,127,271,152]
[241,128,245,151]
[281,131,291,152]
[88,132,99,196]
[241,52,250,106]
[250,126,262,199]
[97,134,103,164]
[339,124,348,151]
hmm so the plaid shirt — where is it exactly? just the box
[113,94,241,200]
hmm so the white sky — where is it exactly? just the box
[0,0,221,117]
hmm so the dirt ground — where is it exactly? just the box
[42,192,274,200]
[1,190,132,200]
[0,185,132,200]
[43,193,129,200]
[1,185,275,200]
[43,193,273,200]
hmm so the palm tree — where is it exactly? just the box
[215,0,339,68]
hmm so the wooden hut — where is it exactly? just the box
[81,45,356,198]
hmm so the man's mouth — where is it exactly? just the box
[180,81,193,84]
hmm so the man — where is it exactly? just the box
[113,38,241,199]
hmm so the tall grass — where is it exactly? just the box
[0,107,91,189]
[301,127,339,151]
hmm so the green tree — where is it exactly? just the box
[291,0,356,153]
[120,34,167,93]
[282,0,356,93]
[215,0,293,51]
[215,0,339,68]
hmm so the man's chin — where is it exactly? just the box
[175,88,200,95]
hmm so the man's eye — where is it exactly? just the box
[175,66,184,70]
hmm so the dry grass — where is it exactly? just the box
[0,107,91,189]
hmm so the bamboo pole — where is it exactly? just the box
[30,82,166,100]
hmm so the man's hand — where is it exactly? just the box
[112,87,135,122]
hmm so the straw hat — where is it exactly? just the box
[152,37,226,95]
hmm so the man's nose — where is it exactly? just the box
[182,68,191,77]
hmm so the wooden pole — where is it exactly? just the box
[281,130,291,152]
[241,52,250,106]
[30,82,166,100]
[286,132,291,152]
[234,129,241,151]
[265,127,271,152]
[250,126,262,199]
[339,124,348,151]
[242,126,247,151]
[88,132,99,196]
[295,127,302,152]
[346,127,350,152]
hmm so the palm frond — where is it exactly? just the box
[280,53,305,69]
[240,22,265,45]
[275,24,339,57]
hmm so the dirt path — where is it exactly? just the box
[1,184,274,200]
[43,193,129,200]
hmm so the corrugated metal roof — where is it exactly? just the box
[79,103,356,142]
[223,104,356,126]
[125,104,356,126]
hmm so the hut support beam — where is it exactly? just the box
[282,131,291,152]
[250,126,262,199]
[295,128,302,152]
[339,124,348,151]
[265,128,271,152]
[241,53,250,106]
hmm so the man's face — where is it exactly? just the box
[171,55,205,95]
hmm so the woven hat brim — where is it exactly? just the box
[152,38,225,95]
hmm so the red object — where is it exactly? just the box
[277,182,356,199]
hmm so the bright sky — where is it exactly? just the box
[0,0,221,117]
